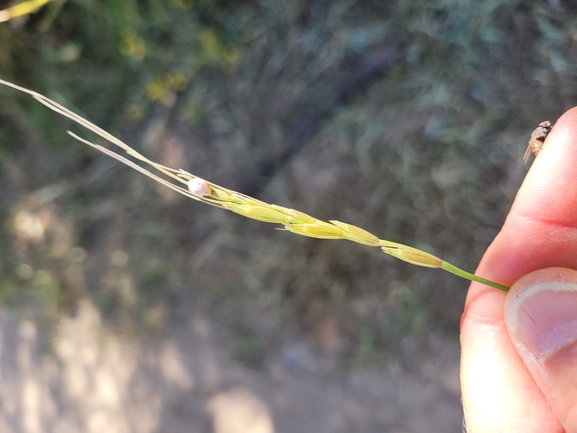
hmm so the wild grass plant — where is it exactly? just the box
[0,78,509,292]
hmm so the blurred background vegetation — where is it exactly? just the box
[0,0,575,368]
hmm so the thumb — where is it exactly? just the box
[505,267,577,432]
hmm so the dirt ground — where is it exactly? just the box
[0,300,462,433]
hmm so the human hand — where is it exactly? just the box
[461,107,577,433]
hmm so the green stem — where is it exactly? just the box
[441,261,509,292]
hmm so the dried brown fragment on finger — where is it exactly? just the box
[523,120,552,163]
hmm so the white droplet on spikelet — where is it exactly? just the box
[187,178,211,197]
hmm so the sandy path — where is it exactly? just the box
[0,302,462,433]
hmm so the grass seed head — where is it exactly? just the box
[0,78,510,292]
[206,186,233,202]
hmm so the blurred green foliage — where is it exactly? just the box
[0,0,576,366]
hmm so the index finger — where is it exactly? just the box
[461,107,577,433]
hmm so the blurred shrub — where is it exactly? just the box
[0,0,576,366]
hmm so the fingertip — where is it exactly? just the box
[505,268,577,359]
[515,107,577,226]
[505,267,577,431]
[469,107,577,288]
[540,106,577,155]
[555,105,577,129]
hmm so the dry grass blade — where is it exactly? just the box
[66,132,201,202]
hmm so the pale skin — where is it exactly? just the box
[461,107,577,432]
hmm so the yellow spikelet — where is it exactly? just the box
[222,203,290,224]
[269,205,317,224]
[283,221,345,239]
[381,246,443,268]
[329,220,380,246]
[207,186,234,202]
